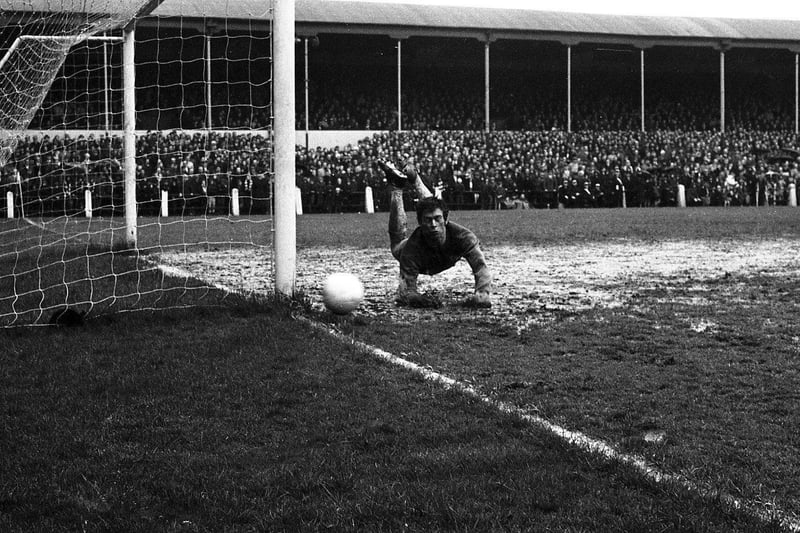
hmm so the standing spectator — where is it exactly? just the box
[556,176,570,209]
[239,168,254,215]
[197,165,212,215]
[593,182,606,207]
[576,180,595,208]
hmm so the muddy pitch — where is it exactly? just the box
[155,237,797,331]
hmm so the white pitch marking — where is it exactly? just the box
[152,259,800,533]
[302,317,800,533]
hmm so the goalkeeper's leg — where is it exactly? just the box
[389,188,408,260]
[388,161,433,260]
[388,187,429,304]
[403,163,433,200]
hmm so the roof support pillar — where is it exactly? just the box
[559,39,579,133]
[389,33,410,131]
[632,42,653,132]
[103,33,110,131]
[795,52,799,135]
[398,38,403,131]
[790,46,800,135]
[297,34,317,154]
[480,33,496,132]
[304,37,309,147]
[484,39,490,132]
[205,25,215,130]
[715,41,730,134]
[640,48,645,132]
[719,49,726,133]
[566,45,572,133]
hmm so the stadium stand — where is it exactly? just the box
[3,1,800,213]
[3,128,798,216]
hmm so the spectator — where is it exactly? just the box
[4,127,799,216]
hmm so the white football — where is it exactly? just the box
[322,272,364,314]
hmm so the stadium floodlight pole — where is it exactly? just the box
[122,24,137,250]
[273,0,297,297]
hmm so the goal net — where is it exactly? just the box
[0,0,279,326]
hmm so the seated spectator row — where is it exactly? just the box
[298,68,797,133]
[1,128,797,217]
[298,129,799,212]
[28,33,796,133]
[30,71,796,133]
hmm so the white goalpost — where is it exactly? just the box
[272,0,295,297]
[0,0,294,325]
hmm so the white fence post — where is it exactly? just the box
[6,191,13,218]
[789,183,797,207]
[295,186,303,215]
[160,190,169,217]
[231,188,240,216]
[677,184,686,208]
[364,186,374,214]
[84,189,92,218]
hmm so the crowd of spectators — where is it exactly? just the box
[298,129,800,213]
[1,127,797,217]
[7,55,800,217]
[9,28,799,220]
[32,66,792,134]
[296,66,796,133]
[0,130,273,217]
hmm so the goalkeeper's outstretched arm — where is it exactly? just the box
[464,246,492,308]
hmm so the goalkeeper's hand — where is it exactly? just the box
[461,291,491,309]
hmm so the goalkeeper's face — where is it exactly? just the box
[419,207,447,247]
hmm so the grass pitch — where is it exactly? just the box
[1,206,799,531]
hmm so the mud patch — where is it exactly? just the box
[155,238,797,332]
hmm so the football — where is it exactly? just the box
[322,272,365,314]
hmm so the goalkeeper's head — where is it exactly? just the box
[416,196,449,246]
[416,196,449,224]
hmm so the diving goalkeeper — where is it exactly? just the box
[379,158,492,309]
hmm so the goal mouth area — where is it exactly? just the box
[0,216,125,251]
[0,0,282,324]
[0,241,228,326]
[0,214,273,326]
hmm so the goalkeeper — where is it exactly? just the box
[379,157,492,309]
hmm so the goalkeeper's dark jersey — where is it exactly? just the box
[398,221,491,294]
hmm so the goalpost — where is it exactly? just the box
[272,0,295,297]
[0,0,296,325]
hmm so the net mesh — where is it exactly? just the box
[0,0,145,163]
[0,0,275,326]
